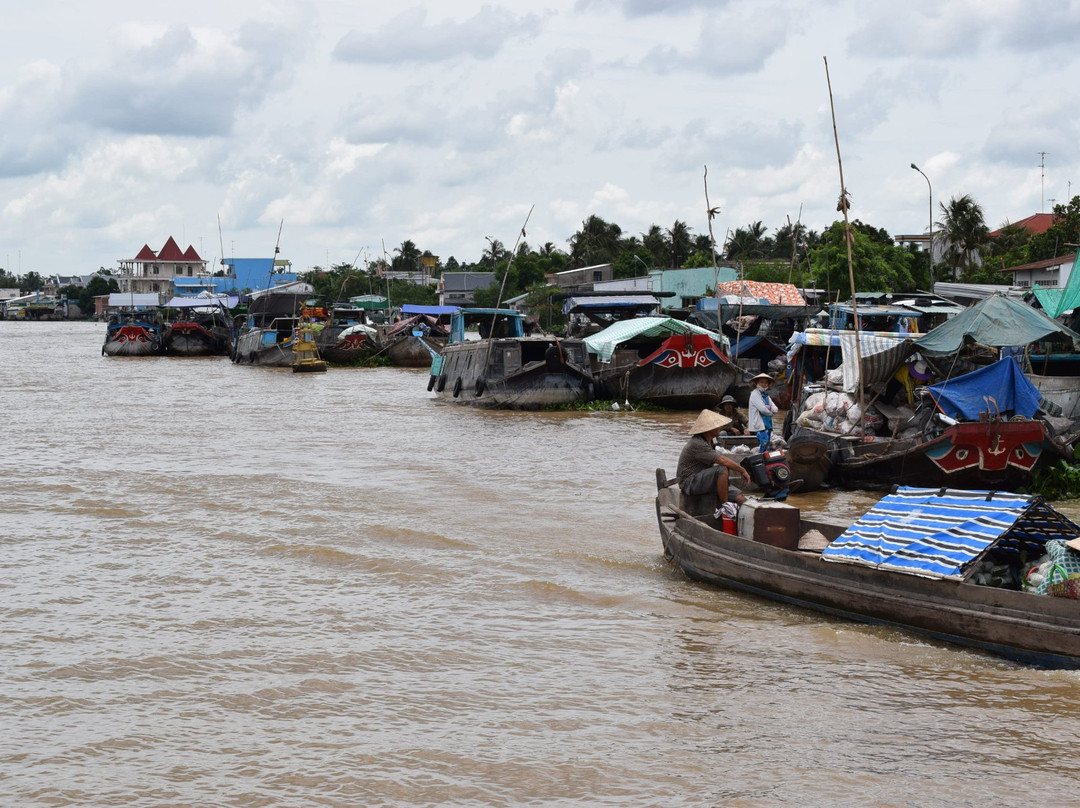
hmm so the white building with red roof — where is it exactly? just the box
[115,237,208,298]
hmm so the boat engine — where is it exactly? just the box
[741,450,793,500]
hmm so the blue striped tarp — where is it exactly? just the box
[821,487,1035,580]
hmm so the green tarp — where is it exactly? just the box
[914,293,1080,355]
[1032,253,1080,317]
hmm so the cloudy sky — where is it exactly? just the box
[3,0,1079,278]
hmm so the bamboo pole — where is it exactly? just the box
[823,56,865,418]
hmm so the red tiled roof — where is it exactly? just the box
[989,213,1055,237]
[182,245,202,261]
[134,244,157,261]
[156,236,185,261]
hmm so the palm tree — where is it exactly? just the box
[667,220,693,268]
[393,239,422,273]
[937,195,989,279]
[725,221,768,260]
[568,215,622,267]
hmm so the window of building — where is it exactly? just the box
[593,271,603,282]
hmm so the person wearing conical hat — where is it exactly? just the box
[676,409,751,508]
[747,373,778,452]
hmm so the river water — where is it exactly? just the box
[4,320,1080,807]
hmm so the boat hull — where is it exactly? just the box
[164,321,231,356]
[655,470,1080,667]
[385,334,446,367]
[102,324,163,356]
[812,419,1071,491]
[232,328,295,367]
[432,337,593,409]
[591,333,736,409]
[316,328,376,365]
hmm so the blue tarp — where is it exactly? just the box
[401,304,459,316]
[822,487,1034,579]
[926,357,1043,420]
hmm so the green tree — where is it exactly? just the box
[393,240,422,273]
[937,194,989,279]
[21,271,44,293]
[808,221,915,293]
[725,222,770,260]
[666,220,694,268]
[568,215,622,267]
[1026,196,1080,262]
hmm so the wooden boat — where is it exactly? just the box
[582,317,738,409]
[655,471,1080,667]
[307,303,378,365]
[428,308,593,409]
[232,283,311,368]
[161,295,237,356]
[376,305,455,367]
[785,329,1073,491]
[102,311,164,356]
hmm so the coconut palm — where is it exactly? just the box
[937,195,989,279]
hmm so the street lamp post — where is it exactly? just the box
[910,163,934,291]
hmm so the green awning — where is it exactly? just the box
[914,293,1080,355]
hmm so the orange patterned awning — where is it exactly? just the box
[716,280,805,305]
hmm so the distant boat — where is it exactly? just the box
[161,294,238,357]
[232,282,311,367]
[102,294,165,356]
[427,308,593,409]
[307,303,378,365]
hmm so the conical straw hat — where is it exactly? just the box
[689,409,732,435]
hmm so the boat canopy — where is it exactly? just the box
[562,295,660,315]
[163,294,239,309]
[822,486,1080,580]
[401,304,459,316]
[584,317,727,362]
[107,293,161,308]
[926,357,1043,420]
[914,293,1080,355]
[789,329,915,394]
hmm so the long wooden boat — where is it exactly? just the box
[232,284,311,368]
[378,305,455,367]
[583,317,738,409]
[102,312,164,356]
[161,295,237,356]
[307,303,378,365]
[656,470,1080,667]
[428,308,593,409]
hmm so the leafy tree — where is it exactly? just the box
[937,194,989,279]
[393,240,422,273]
[641,225,666,265]
[1027,196,1080,262]
[808,221,915,293]
[666,220,694,268]
[568,215,622,267]
[725,222,771,260]
[21,271,43,293]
